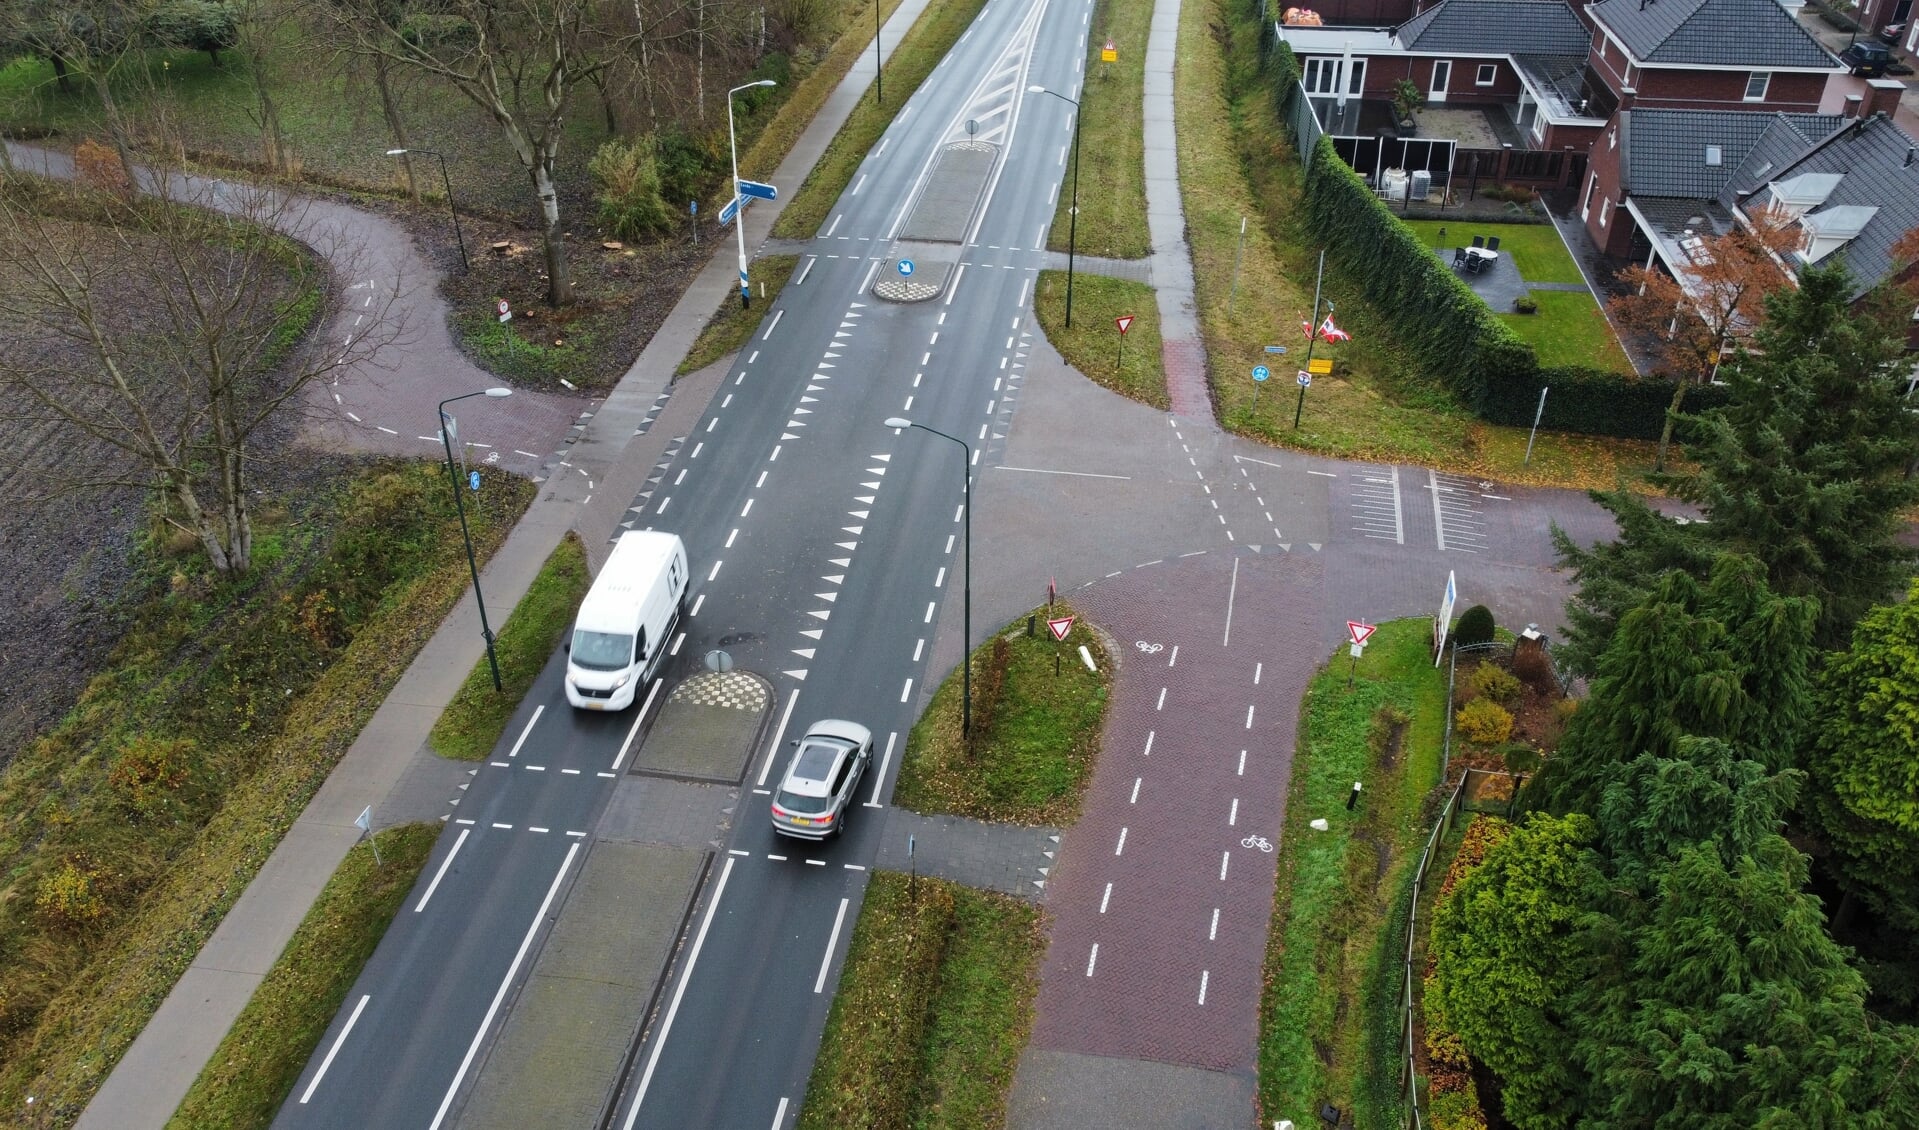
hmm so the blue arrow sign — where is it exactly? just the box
[468,470,480,492]
[717,194,744,226]
[1252,365,1270,382]
[738,179,778,201]
[898,259,915,276]
[690,199,697,214]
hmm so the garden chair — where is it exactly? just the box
[1470,235,1485,249]
[1486,236,1502,253]
[1452,247,1468,270]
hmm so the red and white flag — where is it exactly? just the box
[1318,315,1351,342]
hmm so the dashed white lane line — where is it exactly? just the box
[1086,943,1100,977]
[1220,851,1231,881]
[432,843,580,1130]
[1198,970,1210,1005]
[1229,798,1239,825]
[299,993,370,1104]
[1143,730,1155,756]
[1254,662,1262,685]
[414,828,469,913]
[507,705,544,759]
[492,822,512,830]
[622,855,735,1127]
[900,678,914,703]
[1130,777,1141,803]
[1210,907,1220,940]
[708,560,723,582]
[1115,826,1128,856]
[1101,882,1113,912]
[1245,704,1256,729]
[814,897,851,993]
[691,593,706,617]
[1237,749,1247,775]
[1156,687,1166,710]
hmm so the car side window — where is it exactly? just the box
[829,755,853,796]
[635,627,647,661]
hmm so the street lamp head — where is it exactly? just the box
[754,79,777,88]
[485,387,513,398]
[384,148,409,156]
[883,416,912,429]
[1027,84,1045,93]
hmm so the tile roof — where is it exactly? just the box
[1393,0,1592,55]
[1721,112,1836,197]
[1587,0,1839,69]
[1623,108,1839,197]
[1723,113,1919,298]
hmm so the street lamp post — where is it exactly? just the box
[1027,85,1082,328]
[728,80,779,310]
[439,388,513,691]
[386,147,468,272]
[874,0,884,104]
[885,417,971,738]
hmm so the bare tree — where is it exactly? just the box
[324,0,620,306]
[0,171,399,574]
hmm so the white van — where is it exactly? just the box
[564,531,689,711]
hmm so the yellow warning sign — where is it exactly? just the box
[1101,41,1117,62]
[1308,357,1334,374]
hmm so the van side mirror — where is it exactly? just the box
[790,738,800,746]
[563,642,571,654]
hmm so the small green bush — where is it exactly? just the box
[1466,662,1521,705]
[1500,742,1543,773]
[1452,605,1495,649]
[589,135,675,241]
[1455,698,1514,747]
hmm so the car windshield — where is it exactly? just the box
[570,630,633,671]
[775,786,833,814]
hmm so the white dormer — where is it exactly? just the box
[1799,204,1878,263]
[1768,172,1845,217]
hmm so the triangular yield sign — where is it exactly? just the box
[1347,620,1377,646]
[1047,615,1075,641]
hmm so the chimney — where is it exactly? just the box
[1846,93,1866,118]
[1867,77,1905,118]
[1906,145,1915,168]
[1618,85,1637,111]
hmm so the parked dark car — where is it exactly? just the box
[1879,21,1906,44]
[1841,40,1893,76]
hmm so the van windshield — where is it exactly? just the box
[571,630,634,671]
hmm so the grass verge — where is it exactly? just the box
[0,463,533,1122]
[893,604,1112,825]
[166,823,440,1130]
[1044,0,1151,258]
[798,873,1042,1130]
[739,0,907,183]
[1257,619,1446,1129]
[1172,0,1664,491]
[771,0,992,238]
[1032,271,1165,408]
[429,533,591,761]
[676,255,801,375]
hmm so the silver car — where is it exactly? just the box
[771,719,873,839]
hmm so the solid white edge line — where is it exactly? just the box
[866,730,897,806]
[815,897,851,993]
[773,1096,790,1129]
[429,843,580,1130]
[758,689,801,786]
[761,308,785,341]
[300,993,371,1103]
[506,704,545,759]
[796,255,817,286]
[612,695,650,773]
[414,828,470,913]
[623,856,737,1128]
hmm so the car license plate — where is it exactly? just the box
[584,701,604,711]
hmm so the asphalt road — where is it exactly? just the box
[275,0,1099,1125]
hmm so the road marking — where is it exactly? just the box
[1115,826,1128,855]
[1199,970,1210,1005]
[1101,882,1113,912]
[852,173,866,196]
[1223,557,1240,646]
[432,843,580,1130]
[758,689,801,787]
[761,309,784,340]
[299,994,370,1103]
[456,818,475,825]
[815,897,851,993]
[708,560,723,581]
[1254,662,1262,685]
[1229,798,1239,826]
[946,264,965,304]
[492,822,512,830]
[1130,777,1141,803]
[1156,687,1166,711]
[691,592,706,617]
[866,731,896,807]
[623,855,736,1127]
[562,768,580,775]
[1246,704,1256,729]
[900,677,914,703]
[670,631,686,655]
[568,830,587,837]
[913,638,924,661]
[1086,943,1100,977]
[726,528,738,548]
[1169,646,1179,667]
[844,863,866,871]
[995,464,1130,479]
[1238,749,1247,775]
[1308,469,1337,477]
[612,696,648,772]
[806,858,826,867]
[1210,907,1220,940]
[530,826,549,833]
[675,469,687,485]
[825,213,842,237]
[1430,468,1447,551]
[925,601,937,623]
[1220,850,1230,881]
[796,256,816,286]
[730,849,750,857]
[506,709,544,763]
[772,1098,790,1129]
[1143,731,1155,756]
[526,765,545,772]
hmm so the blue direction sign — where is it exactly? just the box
[468,470,480,492]
[1252,365,1271,382]
[738,179,778,201]
[898,259,915,276]
[717,194,744,226]
[1264,345,1288,354]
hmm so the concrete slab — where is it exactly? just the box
[627,671,772,782]
[898,142,999,242]
[876,810,1060,899]
[1006,1049,1253,1130]
[599,777,740,850]
[458,842,707,1130]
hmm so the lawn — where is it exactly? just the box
[429,533,591,761]
[1499,289,1635,373]
[1400,219,1587,285]
[1257,619,1447,1130]
[797,873,1042,1130]
[893,604,1112,825]
[1043,0,1151,259]
[771,0,991,238]
[677,255,801,375]
[1032,271,1165,408]
[167,823,440,1130]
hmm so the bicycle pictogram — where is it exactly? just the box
[1135,641,1164,654]
[1241,834,1273,852]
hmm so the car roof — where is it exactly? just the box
[782,742,846,797]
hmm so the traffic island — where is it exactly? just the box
[626,669,774,782]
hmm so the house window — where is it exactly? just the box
[1600,197,1613,228]
[1582,172,1599,219]
[1476,63,1497,85]
[1745,72,1770,101]
[1705,145,1723,166]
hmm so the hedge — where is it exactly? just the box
[1270,41,1715,442]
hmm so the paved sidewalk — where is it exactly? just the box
[75,0,935,1122]
[1142,0,1213,425]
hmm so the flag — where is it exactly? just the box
[1318,315,1351,342]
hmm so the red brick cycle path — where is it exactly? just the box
[1030,547,1325,1071]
